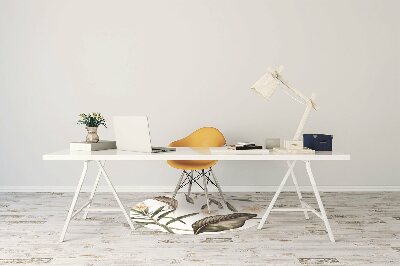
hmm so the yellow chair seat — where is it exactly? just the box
[167,127,226,170]
[167,160,217,171]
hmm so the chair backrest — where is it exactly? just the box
[169,127,226,148]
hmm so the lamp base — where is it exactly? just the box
[272,147,315,154]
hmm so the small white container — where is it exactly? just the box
[265,138,281,149]
[284,140,304,150]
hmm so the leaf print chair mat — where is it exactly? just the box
[130,193,262,235]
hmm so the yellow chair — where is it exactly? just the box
[168,127,236,212]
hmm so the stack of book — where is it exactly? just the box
[70,140,117,151]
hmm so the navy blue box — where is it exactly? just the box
[303,134,333,151]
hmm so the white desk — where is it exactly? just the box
[43,147,350,242]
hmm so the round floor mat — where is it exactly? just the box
[130,193,263,235]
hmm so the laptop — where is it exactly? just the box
[113,116,175,153]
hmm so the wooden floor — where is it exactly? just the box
[0,192,399,265]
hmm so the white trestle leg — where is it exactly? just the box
[257,160,335,242]
[305,161,335,242]
[60,161,88,242]
[60,160,135,242]
[287,160,309,220]
[95,161,135,231]
[257,161,296,229]
[83,161,105,220]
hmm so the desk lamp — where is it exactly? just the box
[251,66,317,153]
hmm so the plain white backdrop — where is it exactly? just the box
[0,0,399,190]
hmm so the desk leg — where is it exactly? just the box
[257,161,296,229]
[287,161,309,220]
[60,160,88,242]
[83,161,105,220]
[305,161,335,242]
[95,161,135,231]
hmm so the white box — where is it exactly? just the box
[265,138,280,149]
[284,140,304,150]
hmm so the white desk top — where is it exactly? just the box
[43,148,350,161]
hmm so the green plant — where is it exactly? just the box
[77,112,107,128]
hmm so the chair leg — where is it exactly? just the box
[187,170,193,197]
[172,171,185,199]
[202,170,211,213]
[210,168,237,212]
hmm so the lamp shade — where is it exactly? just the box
[250,66,283,99]
[251,66,313,108]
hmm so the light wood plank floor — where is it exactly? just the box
[0,192,399,265]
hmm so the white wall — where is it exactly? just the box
[1,0,399,190]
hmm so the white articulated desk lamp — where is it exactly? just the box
[251,66,317,153]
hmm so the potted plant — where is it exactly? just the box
[77,112,107,143]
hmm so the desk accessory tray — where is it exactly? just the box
[235,145,263,150]
[272,147,315,154]
[211,147,269,154]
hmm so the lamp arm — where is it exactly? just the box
[276,76,310,105]
[293,93,316,141]
[267,68,318,141]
